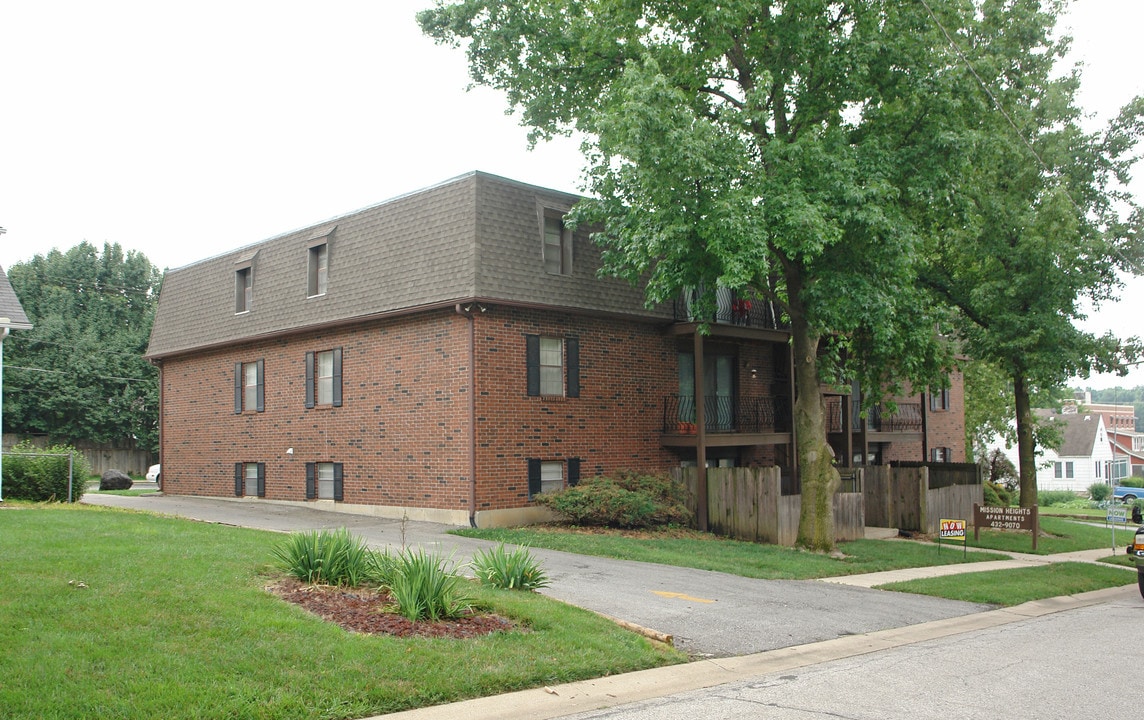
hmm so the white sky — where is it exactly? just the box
[0,0,1140,388]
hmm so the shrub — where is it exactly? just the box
[1120,478,1144,489]
[387,548,471,621]
[271,528,374,586]
[983,482,1008,507]
[471,544,550,591]
[979,449,1019,496]
[1088,483,1112,502]
[1038,490,1080,507]
[534,470,691,528]
[1,442,89,502]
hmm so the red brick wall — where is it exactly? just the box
[159,310,471,509]
[879,369,966,464]
[470,306,680,510]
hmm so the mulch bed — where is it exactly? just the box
[268,578,519,639]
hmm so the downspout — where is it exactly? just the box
[455,304,477,527]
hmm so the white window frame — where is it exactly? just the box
[317,462,335,500]
[539,337,563,396]
[244,462,260,497]
[317,350,335,405]
[540,461,564,495]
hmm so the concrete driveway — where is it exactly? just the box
[81,493,989,658]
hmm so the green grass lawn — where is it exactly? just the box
[452,527,1010,580]
[0,505,682,720]
[968,515,1137,554]
[875,562,1137,605]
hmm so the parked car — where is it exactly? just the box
[145,464,161,486]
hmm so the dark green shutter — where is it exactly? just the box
[527,458,542,499]
[332,348,343,407]
[256,463,266,497]
[255,359,265,412]
[333,463,344,502]
[566,338,579,398]
[234,463,243,496]
[526,335,540,396]
[234,363,243,413]
[305,463,316,499]
[304,351,315,408]
[567,457,581,487]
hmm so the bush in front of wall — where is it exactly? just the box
[1037,490,1080,507]
[1088,483,1112,503]
[1,441,89,502]
[535,470,691,528]
[983,481,1011,508]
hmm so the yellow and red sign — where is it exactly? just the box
[940,518,966,542]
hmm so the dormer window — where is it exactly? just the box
[308,242,328,297]
[235,266,253,313]
[234,250,258,314]
[541,209,572,275]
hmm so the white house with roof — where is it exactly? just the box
[992,410,1114,493]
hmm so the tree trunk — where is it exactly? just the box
[1013,373,1037,508]
[787,275,840,551]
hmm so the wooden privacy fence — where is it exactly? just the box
[675,464,982,544]
[673,466,865,546]
[864,464,983,534]
[2,434,154,476]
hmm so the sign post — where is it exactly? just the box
[1107,505,1127,554]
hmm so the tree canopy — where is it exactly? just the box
[420,0,1140,544]
[915,3,1144,506]
[4,242,163,452]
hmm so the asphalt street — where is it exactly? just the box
[82,492,990,657]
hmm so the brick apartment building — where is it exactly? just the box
[146,172,964,527]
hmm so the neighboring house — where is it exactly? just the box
[0,261,34,503]
[1064,392,1141,481]
[145,172,966,527]
[992,410,1113,492]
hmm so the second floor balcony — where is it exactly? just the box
[663,394,792,436]
[673,288,788,332]
[826,397,923,434]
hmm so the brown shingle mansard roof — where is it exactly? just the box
[146,172,665,360]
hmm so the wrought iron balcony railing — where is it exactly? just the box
[673,288,788,331]
[663,394,792,435]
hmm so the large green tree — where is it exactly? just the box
[916,3,1144,507]
[4,242,163,452]
[418,0,1064,549]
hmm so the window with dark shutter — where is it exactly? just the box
[331,348,342,407]
[305,351,315,408]
[527,458,542,499]
[256,462,266,497]
[305,463,316,499]
[234,363,243,414]
[234,463,243,496]
[566,338,579,398]
[526,335,540,396]
[333,463,344,502]
[567,457,581,487]
[255,359,265,412]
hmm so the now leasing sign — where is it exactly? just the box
[940,519,966,541]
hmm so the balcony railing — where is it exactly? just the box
[663,394,792,435]
[825,398,924,434]
[674,288,788,331]
[868,403,922,433]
